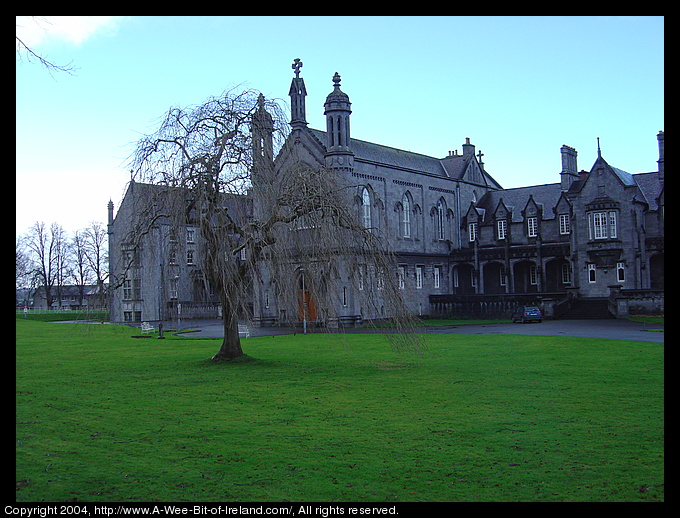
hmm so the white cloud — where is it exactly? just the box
[16,168,130,239]
[16,16,122,48]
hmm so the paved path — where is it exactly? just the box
[175,318,664,343]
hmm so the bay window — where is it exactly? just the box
[589,211,618,240]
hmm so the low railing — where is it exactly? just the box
[429,292,567,319]
[608,287,664,317]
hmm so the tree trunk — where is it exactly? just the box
[211,296,244,361]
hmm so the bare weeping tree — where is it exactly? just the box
[129,87,418,361]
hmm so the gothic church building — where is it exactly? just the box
[108,61,664,324]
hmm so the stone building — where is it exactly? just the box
[252,61,663,323]
[107,182,249,323]
[108,61,663,324]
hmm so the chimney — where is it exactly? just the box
[657,130,664,181]
[462,137,475,157]
[107,200,114,234]
[560,145,578,191]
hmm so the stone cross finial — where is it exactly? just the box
[292,58,303,78]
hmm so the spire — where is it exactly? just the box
[252,93,274,171]
[597,137,601,158]
[289,58,307,127]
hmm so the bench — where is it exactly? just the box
[238,324,250,338]
[141,322,155,335]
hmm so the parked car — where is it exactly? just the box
[511,305,543,323]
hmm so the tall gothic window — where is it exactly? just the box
[402,193,411,238]
[437,200,445,240]
[361,187,371,230]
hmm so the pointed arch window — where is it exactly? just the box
[402,193,411,238]
[361,187,371,230]
[328,116,335,148]
[436,200,445,240]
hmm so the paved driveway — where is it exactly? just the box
[177,318,663,343]
[423,319,664,343]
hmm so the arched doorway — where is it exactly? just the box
[544,258,571,293]
[513,260,539,293]
[483,261,506,294]
[453,264,476,294]
[650,253,664,290]
[298,274,318,321]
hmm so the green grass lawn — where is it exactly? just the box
[16,320,664,502]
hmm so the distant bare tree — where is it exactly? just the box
[129,88,418,361]
[82,222,109,309]
[71,230,91,308]
[52,223,70,307]
[16,238,31,288]
[24,222,68,309]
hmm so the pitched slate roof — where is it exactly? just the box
[307,127,502,188]
[308,128,446,176]
[477,182,564,223]
[567,156,663,211]
[632,171,663,210]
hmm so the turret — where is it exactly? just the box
[252,93,274,171]
[324,72,354,171]
[107,200,114,231]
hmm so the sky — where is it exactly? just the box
[16,16,664,240]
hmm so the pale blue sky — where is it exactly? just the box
[16,16,664,238]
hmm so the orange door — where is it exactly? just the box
[298,278,318,322]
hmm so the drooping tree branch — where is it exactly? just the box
[124,87,421,360]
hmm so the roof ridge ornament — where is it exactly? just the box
[292,58,303,78]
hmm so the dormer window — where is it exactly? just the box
[468,222,478,242]
[527,217,538,237]
[559,214,571,235]
[497,220,507,240]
